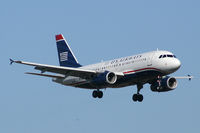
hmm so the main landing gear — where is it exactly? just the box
[92,89,103,99]
[132,84,144,102]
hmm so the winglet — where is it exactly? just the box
[9,58,14,65]
[9,59,22,65]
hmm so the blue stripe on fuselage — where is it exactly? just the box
[75,70,164,89]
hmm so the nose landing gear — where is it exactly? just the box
[132,84,144,102]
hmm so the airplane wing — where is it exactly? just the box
[10,59,97,79]
[10,59,124,79]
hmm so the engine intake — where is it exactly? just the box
[151,76,178,92]
[92,71,117,86]
[106,72,117,84]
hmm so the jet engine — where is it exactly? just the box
[92,71,117,85]
[150,76,178,92]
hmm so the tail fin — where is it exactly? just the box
[55,34,82,68]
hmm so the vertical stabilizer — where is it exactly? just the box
[56,34,81,67]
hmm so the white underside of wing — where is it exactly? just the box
[12,59,124,79]
[25,72,65,78]
[12,60,97,78]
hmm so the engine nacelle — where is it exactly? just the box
[151,76,178,92]
[92,71,117,85]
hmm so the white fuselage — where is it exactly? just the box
[53,50,181,89]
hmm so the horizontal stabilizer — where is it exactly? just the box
[25,72,65,78]
[174,75,193,81]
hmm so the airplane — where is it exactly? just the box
[10,34,192,102]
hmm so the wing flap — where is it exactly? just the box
[25,72,65,78]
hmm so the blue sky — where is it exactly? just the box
[1,0,200,132]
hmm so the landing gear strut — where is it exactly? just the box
[132,84,144,102]
[92,90,103,99]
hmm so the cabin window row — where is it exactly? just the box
[95,58,147,71]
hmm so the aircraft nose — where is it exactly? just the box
[173,59,181,70]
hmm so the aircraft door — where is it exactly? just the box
[147,53,155,67]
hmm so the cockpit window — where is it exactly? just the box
[159,54,176,59]
[167,55,173,57]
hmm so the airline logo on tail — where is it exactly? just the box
[60,52,68,62]
[55,34,82,68]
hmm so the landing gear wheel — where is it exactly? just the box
[132,94,138,102]
[92,90,103,99]
[137,94,143,102]
[132,94,144,102]
[132,84,144,102]
[97,91,103,98]
[92,91,98,98]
